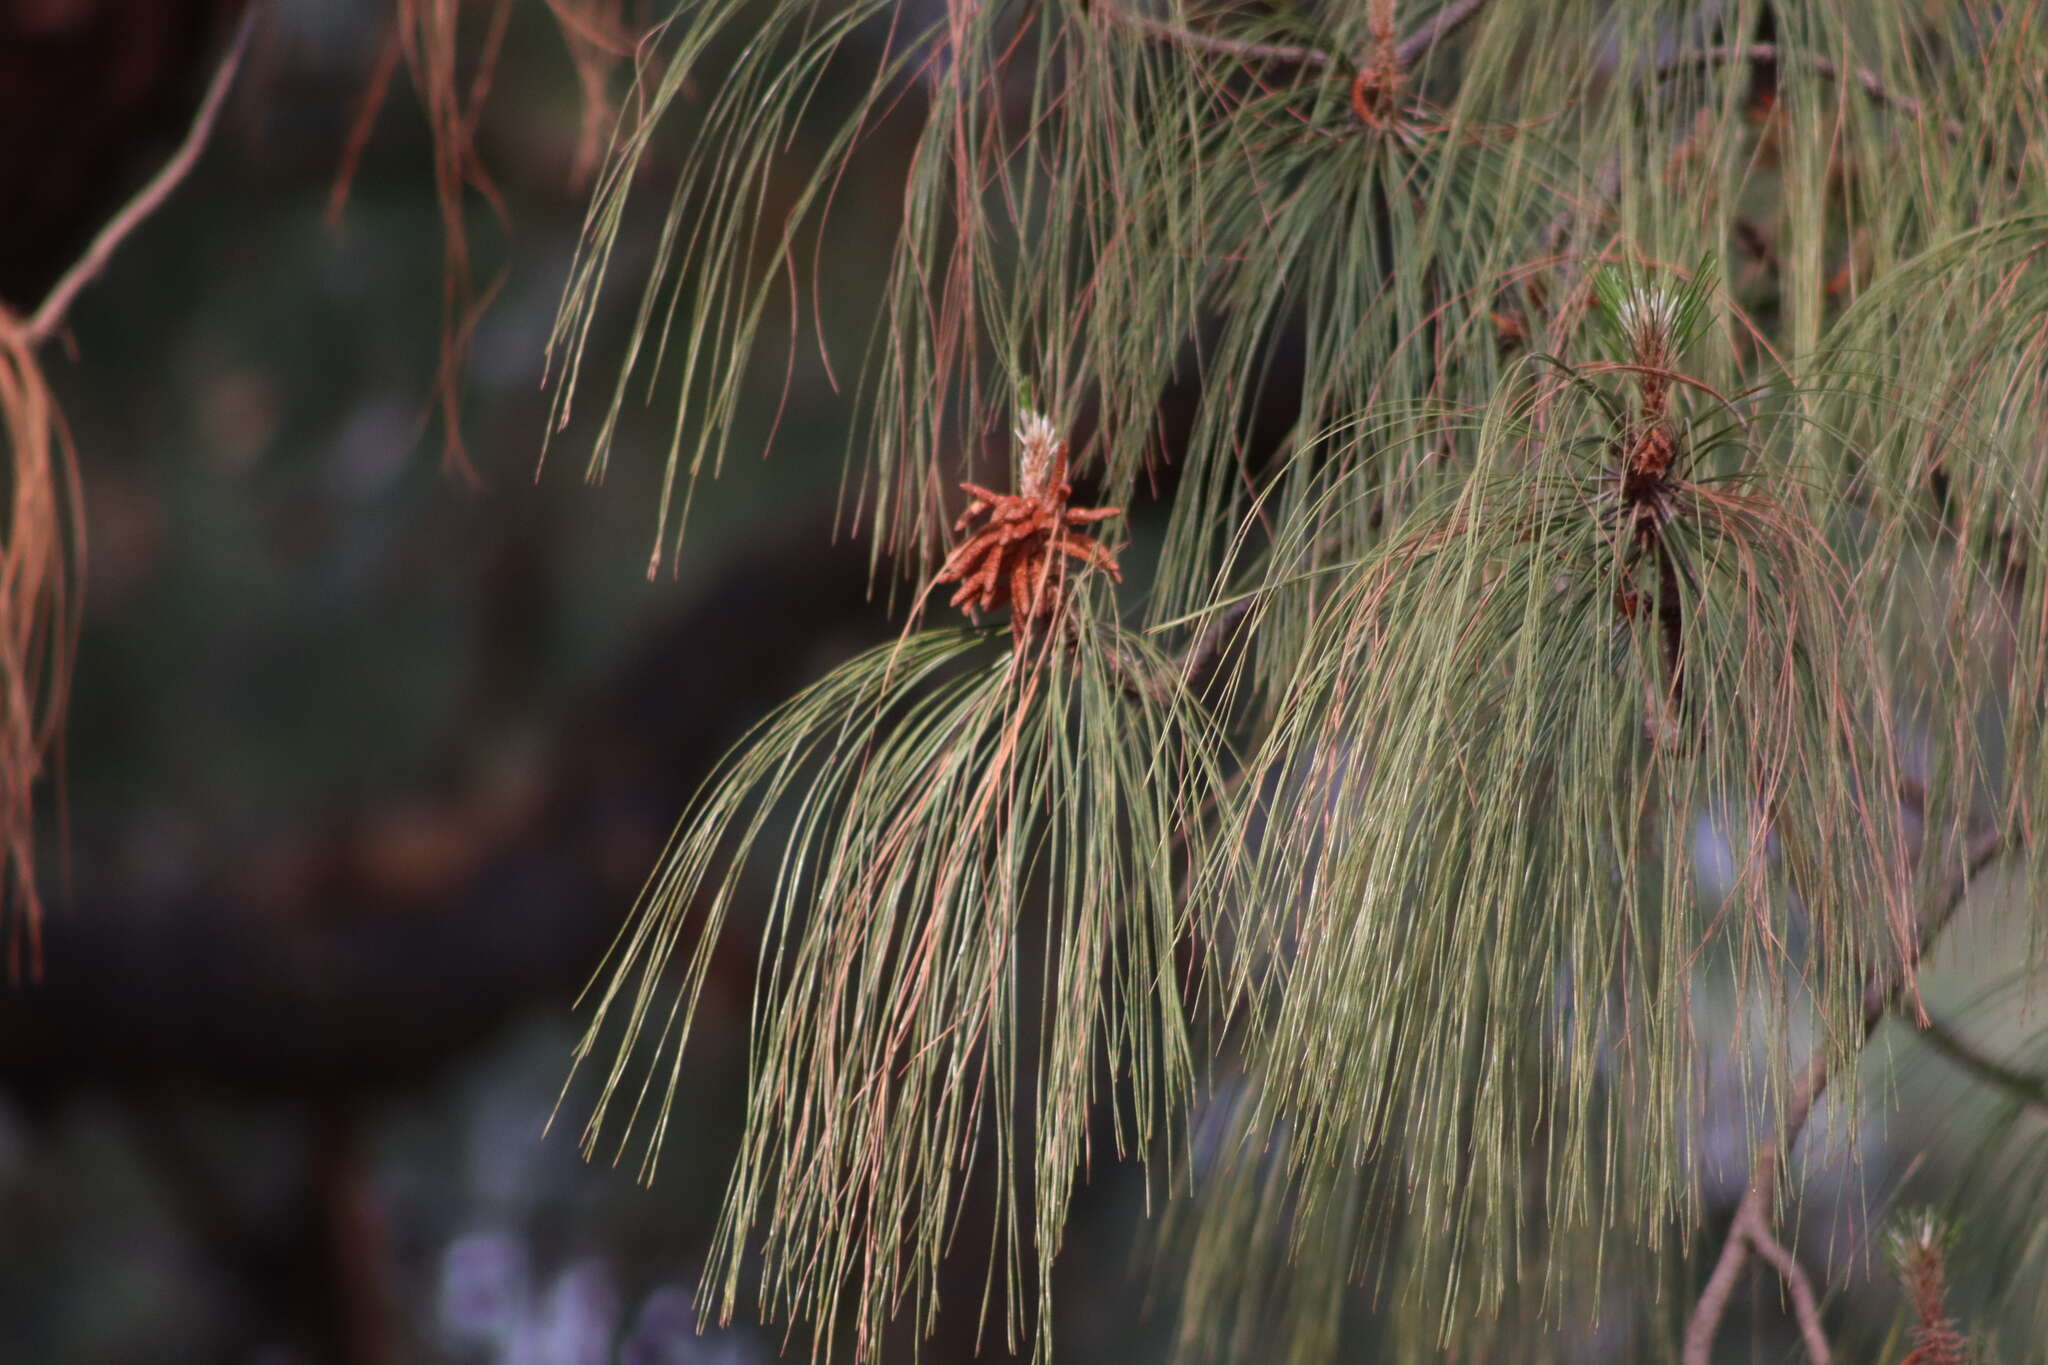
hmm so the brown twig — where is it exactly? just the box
[326,23,404,229]
[1680,826,2013,1365]
[24,7,257,349]
[1106,594,1252,704]
[1657,44,1967,141]
[1394,0,1491,69]
[1740,1210,1833,1364]
[1104,7,1334,69]
[0,5,250,974]
[1174,594,1256,689]
[1683,1051,1833,1364]
[1542,153,1623,257]
[1107,0,1490,75]
[394,0,513,488]
[1554,39,1960,261]
[1114,536,1323,703]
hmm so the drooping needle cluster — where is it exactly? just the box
[934,411,1122,638]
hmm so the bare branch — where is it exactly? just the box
[1107,593,1252,703]
[1561,39,1961,262]
[1682,825,2012,1365]
[1174,594,1255,688]
[1657,43,1966,140]
[1105,2,1488,74]
[1542,153,1623,256]
[1396,0,1491,69]
[1103,6,1334,69]
[1683,1054,1832,1365]
[1915,1008,2048,1114]
[1740,1208,1833,1364]
[24,7,257,348]
[326,23,403,229]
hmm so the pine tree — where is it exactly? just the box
[533,2,2048,1359]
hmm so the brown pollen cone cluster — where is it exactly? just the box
[1350,4,1407,128]
[1897,1226,1969,1365]
[934,413,1122,639]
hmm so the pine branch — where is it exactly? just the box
[1681,825,2014,1365]
[533,2,2048,1350]
[22,6,256,348]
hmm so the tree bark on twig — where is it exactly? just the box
[1101,6,1334,68]
[1741,1210,1832,1365]
[1680,827,2013,1365]
[23,6,256,348]
[1656,43,1967,141]
[1395,0,1491,68]
[1104,0,1491,75]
